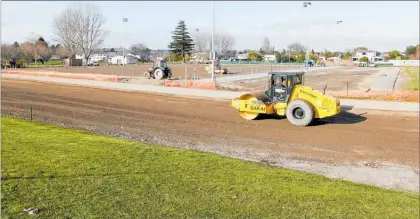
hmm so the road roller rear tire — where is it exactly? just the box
[286,99,314,126]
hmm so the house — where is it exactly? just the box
[318,56,326,61]
[50,55,61,60]
[327,57,341,62]
[75,54,85,60]
[351,50,384,63]
[110,55,138,65]
[89,53,108,62]
[191,52,209,60]
[263,54,276,62]
[150,50,170,60]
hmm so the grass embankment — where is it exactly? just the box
[404,66,419,91]
[1,117,419,218]
[336,67,420,102]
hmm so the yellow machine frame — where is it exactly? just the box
[231,72,340,126]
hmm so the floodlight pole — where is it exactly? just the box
[123,18,128,66]
[336,21,343,66]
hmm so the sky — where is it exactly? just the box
[1,1,419,52]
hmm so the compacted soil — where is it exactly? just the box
[2,79,418,170]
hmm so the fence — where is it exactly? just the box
[220,60,304,65]
[387,60,420,67]
[2,70,119,82]
[1,61,321,83]
[1,64,143,78]
[326,89,419,102]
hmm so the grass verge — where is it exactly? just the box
[404,67,419,91]
[1,117,419,218]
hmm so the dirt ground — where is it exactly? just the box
[220,66,381,92]
[2,79,419,170]
[28,63,297,79]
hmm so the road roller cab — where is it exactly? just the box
[231,71,340,126]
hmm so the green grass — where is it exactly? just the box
[404,67,419,91]
[1,117,419,218]
[26,60,64,68]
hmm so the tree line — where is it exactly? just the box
[1,2,419,67]
[0,37,72,67]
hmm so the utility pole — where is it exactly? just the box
[303,2,312,70]
[122,17,128,66]
[211,1,216,82]
[195,28,199,79]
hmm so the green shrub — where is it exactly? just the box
[16,59,26,68]
[359,57,369,62]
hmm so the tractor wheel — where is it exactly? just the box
[286,99,314,126]
[154,69,164,80]
[144,71,151,79]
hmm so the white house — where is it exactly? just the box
[263,54,276,62]
[352,50,384,63]
[75,54,85,60]
[110,55,138,65]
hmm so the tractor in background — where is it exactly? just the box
[205,58,228,75]
[144,58,173,80]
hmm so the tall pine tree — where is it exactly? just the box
[168,20,194,63]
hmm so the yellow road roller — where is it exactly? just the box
[231,72,340,126]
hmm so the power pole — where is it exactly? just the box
[303,2,312,70]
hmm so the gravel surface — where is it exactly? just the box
[201,66,339,83]
[2,79,419,192]
[370,67,401,91]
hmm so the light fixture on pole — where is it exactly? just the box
[303,1,312,70]
[122,17,128,66]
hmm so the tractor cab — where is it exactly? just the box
[265,72,304,103]
[153,59,168,69]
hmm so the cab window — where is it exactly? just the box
[272,75,287,87]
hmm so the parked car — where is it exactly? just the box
[87,61,100,66]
